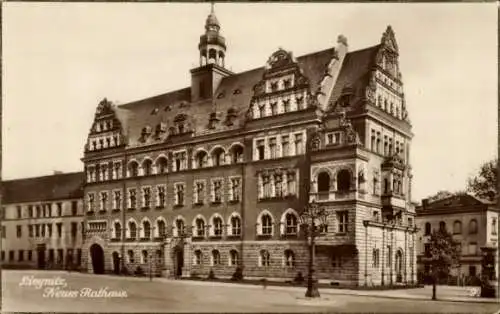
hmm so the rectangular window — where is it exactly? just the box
[194,181,205,204]
[87,194,95,212]
[57,223,62,238]
[270,102,278,115]
[1,226,6,238]
[424,243,431,257]
[35,224,39,237]
[113,190,121,210]
[230,178,241,202]
[256,139,265,160]
[1,251,4,261]
[28,250,32,261]
[57,203,62,216]
[281,135,289,157]
[287,172,296,196]
[337,211,348,233]
[16,206,22,219]
[71,201,78,215]
[128,189,137,209]
[294,133,303,155]
[28,225,33,237]
[269,137,277,159]
[71,222,77,238]
[41,224,45,237]
[175,183,185,206]
[212,179,223,203]
[173,151,187,172]
[28,205,33,218]
[100,192,108,211]
[263,176,271,198]
[47,224,52,237]
[274,174,283,197]
[142,187,151,209]
[283,99,291,112]
[18,250,24,262]
[9,251,14,261]
[157,186,166,208]
[16,225,22,238]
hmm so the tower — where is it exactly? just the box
[191,3,232,102]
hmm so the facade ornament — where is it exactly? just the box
[310,133,321,151]
[337,34,348,46]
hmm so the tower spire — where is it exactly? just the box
[198,2,226,68]
[211,1,215,14]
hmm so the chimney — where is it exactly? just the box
[422,198,429,209]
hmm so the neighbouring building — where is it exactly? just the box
[416,194,499,284]
[82,7,417,286]
[1,172,85,270]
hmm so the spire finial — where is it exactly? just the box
[211,2,215,14]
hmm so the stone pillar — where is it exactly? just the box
[182,239,192,278]
[163,239,173,278]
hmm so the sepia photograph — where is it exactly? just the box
[1,2,498,313]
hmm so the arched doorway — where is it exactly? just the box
[112,252,120,275]
[395,250,403,283]
[173,246,184,278]
[90,244,105,274]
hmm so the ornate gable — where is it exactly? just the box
[86,98,126,152]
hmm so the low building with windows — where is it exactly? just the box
[82,7,417,286]
[416,194,499,284]
[1,172,85,269]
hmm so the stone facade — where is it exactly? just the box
[81,9,417,286]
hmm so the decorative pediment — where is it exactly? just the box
[95,98,114,117]
[266,48,294,69]
[381,25,398,54]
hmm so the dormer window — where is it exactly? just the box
[270,102,278,115]
[208,112,219,129]
[164,105,172,112]
[296,96,304,110]
[99,139,104,148]
[283,79,291,89]
[226,108,237,126]
[92,140,96,150]
[217,92,225,99]
[168,127,176,136]
[259,105,265,118]
[178,123,184,134]
[106,121,111,129]
[151,108,159,115]
[106,138,111,148]
[270,81,278,92]
[233,89,242,95]
[283,99,291,113]
[155,122,167,138]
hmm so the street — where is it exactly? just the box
[2,270,499,313]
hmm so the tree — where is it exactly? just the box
[428,227,461,300]
[426,190,466,203]
[467,158,498,202]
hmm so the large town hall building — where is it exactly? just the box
[82,8,417,286]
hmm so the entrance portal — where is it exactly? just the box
[37,249,46,269]
[90,244,105,274]
[173,247,184,278]
[112,252,120,275]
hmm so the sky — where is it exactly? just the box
[2,3,497,202]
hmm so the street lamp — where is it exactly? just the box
[299,199,328,298]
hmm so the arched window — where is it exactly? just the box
[195,150,208,168]
[175,219,185,237]
[127,250,134,263]
[261,214,273,235]
[211,147,226,166]
[439,221,446,232]
[195,218,205,237]
[212,250,220,266]
[229,250,239,266]
[142,159,153,176]
[212,217,223,236]
[469,219,478,234]
[229,215,241,236]
[128,161,139,177]
[285,213,297,235]
[337,169,351,192]
[284,249,295,267]
[230,144,244,164]
[193,250,202,265]
[260,250,270,267]
[156,157,168,174]
[128,221,137,239]
[424,222,431,235]
[317,172,330,194]
[157,219,166,238]
[142,220,151,239]
[114,222,121,239]
[453,220,462,235]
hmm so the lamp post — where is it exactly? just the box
[299,199,328,298]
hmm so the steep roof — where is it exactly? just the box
[2,172,84,204]
[113,45,377,147]
[328,44,380,107]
